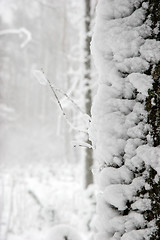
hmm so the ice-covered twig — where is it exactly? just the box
[72,141,93,149]
[0,27,32,48]
[19,28,32,48]
[33,69,48,85]
[54,87,91,122]
[39,69,88,133]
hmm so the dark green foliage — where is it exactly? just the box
[148,0,160,40]
[145,1,160,238]
[146,63,160,146]
[146,167,160,239]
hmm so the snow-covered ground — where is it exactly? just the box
[0,123,95,240]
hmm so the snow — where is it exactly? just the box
[1,0,160,239]
[121,228,152,240]
[0,0,16,24]
[140,39,160,63]
[136,145,160,175]
[1,164,95,240]
[103,176,146,212]
[33,70,48,86]
[46,225,83,240]
[127,73,153,96]
[0,123,95,240]
[0,0,97,239]
[89,0,160,239]
[98,166,132,190]
[131,199,151,211]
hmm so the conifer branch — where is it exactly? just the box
[0,28,31,48]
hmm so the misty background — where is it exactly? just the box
[0,0,97,239]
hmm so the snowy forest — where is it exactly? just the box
[0,0,160,240]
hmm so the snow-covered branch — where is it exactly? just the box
[0,27,32,48]
[72,141,93,149]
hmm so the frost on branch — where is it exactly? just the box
[33,69,48,86]
[90,0,160,239]
[33,70,90,136]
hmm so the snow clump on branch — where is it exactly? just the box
[89,0,160,239]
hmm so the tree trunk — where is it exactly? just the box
[84,0,93,188]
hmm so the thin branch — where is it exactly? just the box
[43,71,64,113]
[72,141,93,149]
[0,27,32,48]
[19,28,32,48]
[54,87,91,121]
[41,69,88,133]
[28,190,42,207]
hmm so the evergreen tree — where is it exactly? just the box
[145,1,160,238]
[90,0,160,239]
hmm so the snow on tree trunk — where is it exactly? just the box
[89,0,160,239]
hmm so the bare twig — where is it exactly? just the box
[41,69,88,133]
[54,87,91,121]
[28,190,42,207]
